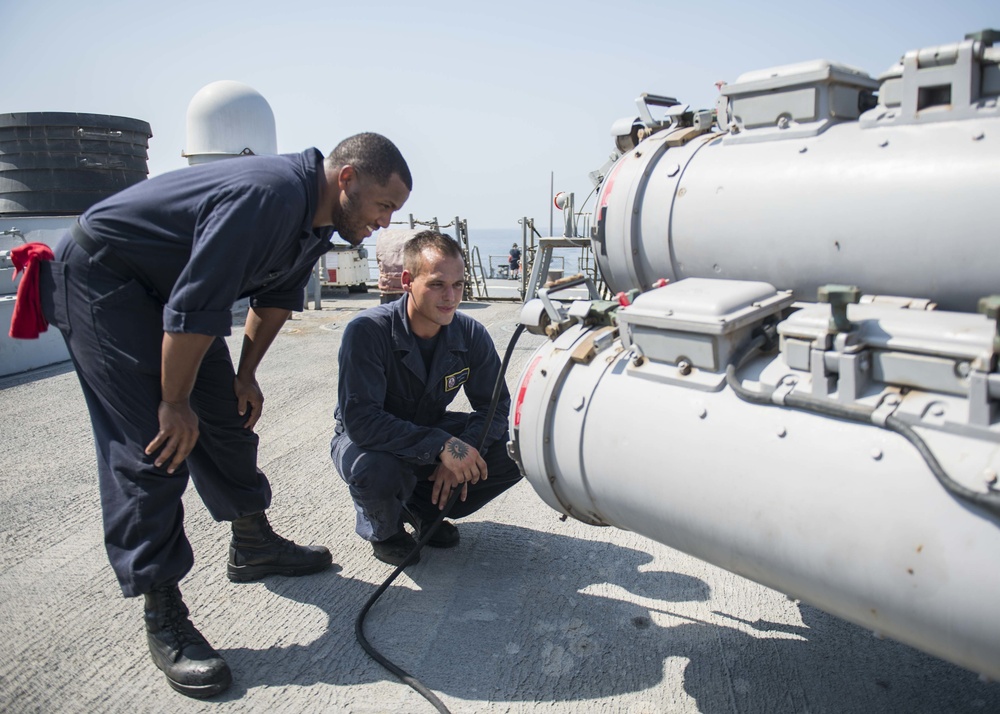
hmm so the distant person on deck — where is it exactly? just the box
[330,231,522,567]
[38,133,411,699]
[508,243,521,280]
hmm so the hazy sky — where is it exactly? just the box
[3,1,996,229]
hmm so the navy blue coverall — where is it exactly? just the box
[330,294,522,541]
[40,149,334,597]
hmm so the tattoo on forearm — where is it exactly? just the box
[446,439,470,460]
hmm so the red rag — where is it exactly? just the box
[9,242,55,339]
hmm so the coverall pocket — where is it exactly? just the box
[384,389,418,419]
[39,260,71,336]
[92,279,163,376]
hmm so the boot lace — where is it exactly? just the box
[154,587,204,650]
[244,515,296,550]
[261,518,291,545]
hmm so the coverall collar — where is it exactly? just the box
[391,294,468,381]
[301,148,335,244]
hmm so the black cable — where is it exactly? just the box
[355,323,527,713]
[884,414,1000,517]
[724,332,771,406]
[725,330,1000,519]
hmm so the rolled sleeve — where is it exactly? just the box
[251,290,305,312]
[162,306,234,335]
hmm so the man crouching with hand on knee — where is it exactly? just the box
[330,230,522,566]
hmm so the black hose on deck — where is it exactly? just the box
[355,322,527,713]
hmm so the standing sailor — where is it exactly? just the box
[39,133,411,698]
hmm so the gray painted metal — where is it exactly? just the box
[512,31,1000,687]
[0,215,73,375]
[594,36,1000,312]
[511,279,1000,681]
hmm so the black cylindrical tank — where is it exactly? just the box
[0,112,152,215]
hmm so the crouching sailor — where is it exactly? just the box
[331,230,523,566]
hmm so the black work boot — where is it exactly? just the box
[372,530,420,567]
[402,505,460,548]
[227,511,333,582]
[143,584,232,699]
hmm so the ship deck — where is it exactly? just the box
[1,291,997,713]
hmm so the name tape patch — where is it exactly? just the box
[444,367,470,392]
